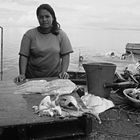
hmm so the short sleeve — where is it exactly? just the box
[19,33,31,57]
[58,30,73,55]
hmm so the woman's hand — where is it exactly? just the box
[59,72,69,79]
[14,74,26,85]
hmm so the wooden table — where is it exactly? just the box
[0,80,93,140]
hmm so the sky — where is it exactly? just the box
[1,0,140,30]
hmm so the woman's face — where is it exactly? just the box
[37,9,53,28]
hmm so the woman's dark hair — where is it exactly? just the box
[36,4,60,35]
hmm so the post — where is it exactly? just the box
[0,26,3,80]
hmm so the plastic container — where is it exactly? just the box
[83,62,116,98]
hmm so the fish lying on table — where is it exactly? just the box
[32,93,83,117]
[14,79,77,96]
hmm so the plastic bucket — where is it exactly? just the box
[83,62,116,98]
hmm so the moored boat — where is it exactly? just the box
[126,43,140,55]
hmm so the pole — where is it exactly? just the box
[0,26,3,80]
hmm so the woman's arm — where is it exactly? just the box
[59,53,70,79]
[14,33,31,84]
[19,55,28,75]
[14,55,28,84]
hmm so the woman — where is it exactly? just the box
[15,4,73,84]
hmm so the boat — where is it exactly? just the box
[126,43,140,55]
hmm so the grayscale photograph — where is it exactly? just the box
[0,0,140,139]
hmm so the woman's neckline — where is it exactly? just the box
[37,26,52,34]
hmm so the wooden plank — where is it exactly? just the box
[0,80,93,139]
[0,80,82,127]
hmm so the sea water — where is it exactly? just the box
[1,26,140,80]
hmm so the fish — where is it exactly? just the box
[56,94,82,111]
